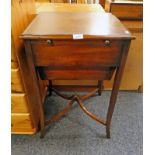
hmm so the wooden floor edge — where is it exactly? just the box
[11,128,37,135]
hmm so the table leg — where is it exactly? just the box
[106,41,131,138]
[23,41,46,138]
[48,80,53,96]
[106,67,121,138]
[40,105,45,138]
[98,80,103,96]
[44,89,106,131]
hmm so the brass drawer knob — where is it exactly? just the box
[46,40,52,44]
[104,40,111,46]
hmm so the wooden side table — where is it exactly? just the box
[21,12,134,138]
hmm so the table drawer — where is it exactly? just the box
[11,69,24,92]
[38,67,115,80]
[11,113,35,134]
[31,40,123,68]
[11,93,29,113]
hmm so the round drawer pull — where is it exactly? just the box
[46,40,52,44]
[104,40,111,46]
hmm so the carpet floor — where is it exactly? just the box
[12,91,143,155]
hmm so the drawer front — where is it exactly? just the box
[11,93,29,113]
[110,3,143,20]
[38,67,115,80]
[11,113,36,134]
[11,69,24,92]
[31,40,123,68]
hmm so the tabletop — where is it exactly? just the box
[21,12,133,40]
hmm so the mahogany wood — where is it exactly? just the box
[106,40,131,138]
[32,40,122,67]
[76,95,106,125]
[80,88,98,100]
[99,0,105,7]
[45,89,106,126]
[23,40,45,138]
[36,3,142,91]
[45,99,74,125]
[38,68,115,80]
[52,87,74,100]
[21,12,134,138]
[48,80,53,96]
[21,13,133,39]
[98,80,103,96]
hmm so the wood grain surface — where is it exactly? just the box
[32,40,123,67]
[34,2,142,91]
[11,93,29,113]
[11,0,38,134]
[11,69,24,93]
[106,0,143,20]
[21,9,133,137]
[21,12,133,39]
[11,113,36,134]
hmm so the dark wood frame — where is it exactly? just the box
[21,11,134,138]
[22,39,131,138]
